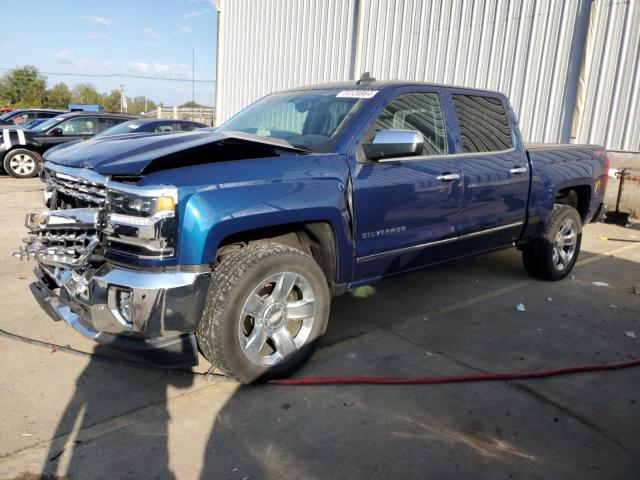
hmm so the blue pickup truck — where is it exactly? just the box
[16,80,609,383]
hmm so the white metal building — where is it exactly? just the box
[214,0,640,152]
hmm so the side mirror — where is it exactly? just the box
[49,127,63,136]
[362,129,424,161]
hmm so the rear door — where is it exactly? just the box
[352,88,462,282]
[449,93,529,251]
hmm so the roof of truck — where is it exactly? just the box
[283,79,506,97]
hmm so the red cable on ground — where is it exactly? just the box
[271,357,640,385]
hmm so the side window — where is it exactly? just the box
[373,92,446,155]
[451,94,512,153]
[99,117,125,132]
[153,123,175,133]
[13,113,35,125]
[179,123,200,132]
[60,117,96,135]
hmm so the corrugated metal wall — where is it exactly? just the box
[572,0,640,151]
[216,0,640,152]
[355,0,590,145]
[215,0,356,122]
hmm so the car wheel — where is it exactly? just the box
[3,148,41,178]
[197,242,330,383]
[522,204,582,280]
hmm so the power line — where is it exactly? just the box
[0,67,216,83]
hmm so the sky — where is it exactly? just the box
[0,0,218,106]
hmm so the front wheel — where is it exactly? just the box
[522,204,582,280]
[197,242,330,383]
[3,148,41,178]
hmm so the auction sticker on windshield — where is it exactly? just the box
[336,90,378,99]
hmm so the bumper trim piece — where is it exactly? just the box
[29,278,200,368]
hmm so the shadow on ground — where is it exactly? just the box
[7,243,639,480]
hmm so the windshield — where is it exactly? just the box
[30,115,66,133]
[217,89,370,151]
[0,111,18,120]
[95,121,145,138]
[23,118,46,130]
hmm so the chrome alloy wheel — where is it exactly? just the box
[552,218,578,270]
[9,153,36,176]
[238,272,317,367]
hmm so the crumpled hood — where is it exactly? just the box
[43,129,309,176]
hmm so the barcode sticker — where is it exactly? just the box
[336,90,378,99]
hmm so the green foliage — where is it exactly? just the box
[71,83,104,105]
[46,83,72,109]
[103,90,122,113]
[128,95,157,114]
[0,66,47,107]
[179,100,203,108]
[0,66,162,111]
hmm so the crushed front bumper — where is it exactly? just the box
[30,262,210,368]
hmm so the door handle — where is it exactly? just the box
[436,173,461,182]
[510,166,528,174]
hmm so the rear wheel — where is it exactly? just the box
[522,204,582,280]
[3,148,41,178]
[197,242,330,383]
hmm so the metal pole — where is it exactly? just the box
[615,169,627,213]
[192,48,195,105]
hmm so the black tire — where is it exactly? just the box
[3,148,41,178]
[196,242,331,383]
[522,204,583,280]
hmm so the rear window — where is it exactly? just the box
[452,94,512,153]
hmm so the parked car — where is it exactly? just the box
[21,118,49,130]
[94,118,208,138]
[0,109,64,126]
[17,80,608,383]
[1,112,134,178]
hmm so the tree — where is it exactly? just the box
[0,66,47,107]
[46,83,72,109]
[128,96,156,114]
[179,100,203,108]
[71,83,104,105]
[103,90,122,113]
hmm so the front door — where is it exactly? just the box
[351,90,462,282]
[44,116,98,149]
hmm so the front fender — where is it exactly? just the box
[178,170,353,283]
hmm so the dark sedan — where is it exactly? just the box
[1,112,134,178]
[0,109,64,126]
[94,118,208,138]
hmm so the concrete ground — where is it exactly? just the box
[0,177,639,480]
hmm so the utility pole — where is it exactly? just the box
[119,84,124,113]
[192,48,195,106]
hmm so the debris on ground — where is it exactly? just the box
[592,281,609,287]
[624,331,636,339]
[547,297,553,302]
[516,303,526,312]
[633,285,640,295]
[608,304,619,309]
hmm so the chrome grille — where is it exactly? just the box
[46,169,107,206]
[19,229,100,268]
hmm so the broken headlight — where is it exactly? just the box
[104,185,179,259]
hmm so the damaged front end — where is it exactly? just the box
[15,164,210,368]
[17,208,102,268]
